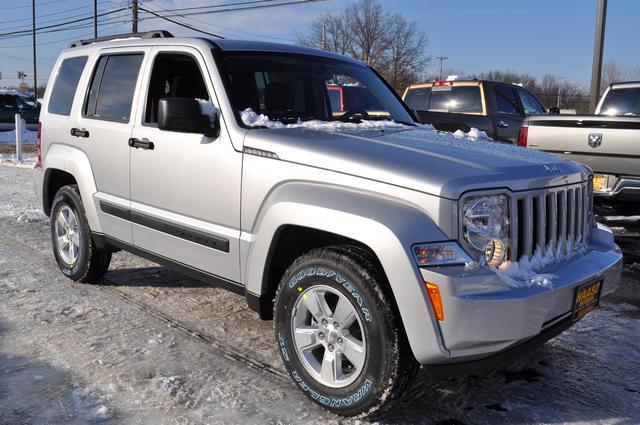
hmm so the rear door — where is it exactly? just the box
[490,84,523,143]
[73,48,150,243]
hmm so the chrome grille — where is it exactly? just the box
[509,182,591,261]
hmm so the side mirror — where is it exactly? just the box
[158,97,220,138]
[548,107,560,115]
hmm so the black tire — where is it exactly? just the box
[50,184,111,282]
[274,245,419,417]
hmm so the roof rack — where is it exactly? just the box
[69,30,173,48]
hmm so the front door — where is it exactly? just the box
[128,47,242,282]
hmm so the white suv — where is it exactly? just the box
[34,31,622,417]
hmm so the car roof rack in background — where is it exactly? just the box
[69,30,174,48]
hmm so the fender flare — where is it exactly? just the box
[43,144,102,233]
[244,181,450,362]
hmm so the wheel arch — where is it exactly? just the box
[243,181,450,363]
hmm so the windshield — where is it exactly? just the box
[599,87,640,116]
[218,52,415,127]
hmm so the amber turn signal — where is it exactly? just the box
[425,281,444,321]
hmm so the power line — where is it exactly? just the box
[138,7,224,38]
[139,0,325,18]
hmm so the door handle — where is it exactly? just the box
[128,138,154,150]
[70,127,89,138]
[497,121,509,128]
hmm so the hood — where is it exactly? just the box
[243,126,589,199]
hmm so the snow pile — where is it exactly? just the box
[196,98,219,126]
[453,127,490,140]
[496,239,587,288]
[0,128,37,144]
[240,107,411,131]
[0,153,37,168]
[88,405,111,421]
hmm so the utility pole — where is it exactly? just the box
[436,56,448,81]
[132,0,138,33]
[321,24,326,50]
[557,78,564,109]
[32,0,37,98]
[589,0,607,113]
[93,0,98,38]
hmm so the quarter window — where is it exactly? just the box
[84,54,143,122]
[449,86,482,113]
[48,56,88,116]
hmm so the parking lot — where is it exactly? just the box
[1,162,638,424]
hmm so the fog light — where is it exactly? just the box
[484,238,506,267]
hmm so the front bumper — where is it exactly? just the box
[418,225,622,365]
[594,176,640,202]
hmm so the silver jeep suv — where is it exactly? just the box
[34,31,622,417]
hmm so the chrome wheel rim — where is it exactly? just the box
[54,205,81,265]
[291,285,366,388]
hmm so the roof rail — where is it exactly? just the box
[69,30,173,48]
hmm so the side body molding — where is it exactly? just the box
[43,143,103,233]
[242,181,451,362]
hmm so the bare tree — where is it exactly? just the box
[298,0,430,91]
[601,60,640,93]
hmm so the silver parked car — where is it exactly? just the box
[521,81,640,213]
[34,31,622,417]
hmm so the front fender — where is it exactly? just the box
[244,181,451,363]
[44,143,102,233]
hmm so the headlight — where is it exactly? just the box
[462,195,510,267]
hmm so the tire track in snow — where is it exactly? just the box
[0,233,288,381]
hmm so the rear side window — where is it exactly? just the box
[449,86,482,113]
[599,87,640,116]
[494,85,521,115]
[404,88,431,112]
[517,89,545,115]
[84,54,143,122]
[328,88,341,112]
[48,56,88,116]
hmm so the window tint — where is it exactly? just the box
[404,88,431,112]
[450,86,482,113]
[48,56,87,116]
[429,89,450,111]
[144,53,209,124]
[494,86,521,115]
[517,89,545,115]
[85,54,143,122]
[327,88,341,112]
[599,87,640,116]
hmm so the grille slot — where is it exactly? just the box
[510,182,590,261]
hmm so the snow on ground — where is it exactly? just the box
[0,152,37,169]
[0,164,639,424]
[0,128,37,144]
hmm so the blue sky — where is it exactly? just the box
[0,0,638,89]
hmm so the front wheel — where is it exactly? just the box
[50,185,111,282]
[274,246,418,417]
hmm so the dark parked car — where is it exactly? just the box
[402,80,554,143]
[0,90,41,131]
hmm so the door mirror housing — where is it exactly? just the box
[158,97,220,138]
[548,106,560,115]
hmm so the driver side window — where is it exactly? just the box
[144,53,210,125]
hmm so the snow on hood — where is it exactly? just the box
[240,107,415,131]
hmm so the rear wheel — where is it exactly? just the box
[50,185,111,282]
[274,246,418,417]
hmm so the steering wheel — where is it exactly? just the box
[340,109,370,121]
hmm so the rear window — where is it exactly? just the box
[599,87,640,116]
[404,88,431,112]
[428,85,482,113]
[328,88,341,112]
[84,54,144,122]
[48,56,88,116]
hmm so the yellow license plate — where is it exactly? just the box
[593,175,608,192]
[573,280,603,321]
